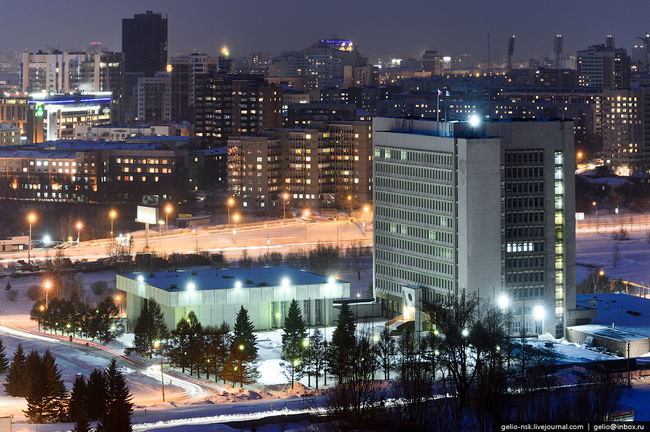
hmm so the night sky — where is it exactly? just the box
[5,0,650,60]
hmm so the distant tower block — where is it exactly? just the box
[637,32,650,72]
[606,35,616,48]
[507,35,515,72]
[554,35,563,69]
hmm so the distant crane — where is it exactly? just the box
[637,32,650,72]
[507,35,515,72]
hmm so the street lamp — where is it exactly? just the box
[233,213,240,243]
[533,305,545,334]
[27,213,36,263]
[363,205,370,236]
[109,210,117,238]
[283,192,290,220]
[76,221,83,248]
[227,198,235,227]
[165,205,172,233]
[44,280,51,308]
[592,201,599,233]
[153,340,165,402]
[303,209,310,240]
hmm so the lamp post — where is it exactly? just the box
[109,210,117,238]
[44,280,51,308]
[363,205,370,236]
[27,213,36,263]
[303,209,310,240]
[165,205,172,233]
[227,197,235,227]
[153,340,165,402]
[283,192,289,220]
[233,213,240,243]
[592,201,599,233]
[76,221,83,249]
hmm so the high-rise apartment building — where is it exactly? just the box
[577,40,631,89]
[167,53,219,121]
[373,117,578,338]
[227,118,373,211]
[602,87,650,174]
[194,74,283,146]
[135,75,171,122]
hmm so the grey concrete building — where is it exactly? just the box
[373,117,577,338]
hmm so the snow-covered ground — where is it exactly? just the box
[2,227,650,429]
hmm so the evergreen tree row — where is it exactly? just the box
[3,343,132,429]
[29,295,122,343]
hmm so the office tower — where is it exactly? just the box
[373,117,577,338]
[122,11,168,77]
[577,38,631,89]
[135,75,171,122]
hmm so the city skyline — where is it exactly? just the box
[4,0,650,60]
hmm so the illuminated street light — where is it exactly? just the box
[461,328,469,337]
[533,305,545,321]
[165,205,172,233]
[76,221,83,248]
[497,294,510,310]
[283,192,290,220]
[469,114,481,128]
[27,213,36,263]
[44,280,52,307]
[227,198,235,227]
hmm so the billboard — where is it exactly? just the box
[136,206,159,225]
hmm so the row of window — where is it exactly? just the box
[376,249,454,277]
[505,150,544,164]
[375,220,453,244]
[506,211,545,224]
[505,181,545,194]
[375,147,453,167]
[375,191,454,213]
[506,226,546,239]
[375,161,453,182]
[375,176,452,197]
[506,271,545,284]
[506,256,546,269]
[506,196,545,209]
[375,234,454,260]
[375,205,453,231]
[375,266,454,292]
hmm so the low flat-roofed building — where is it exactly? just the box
[567,324,649,358]
[117,266,350,331]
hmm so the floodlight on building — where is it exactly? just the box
[328,277,335,284]
[469,114,481,128]
[43,234,51,244]
[187,282,196,291]
[235,281,242,289]
[533,305,545,321]
[137,275,145,282]
[282,277,290,287]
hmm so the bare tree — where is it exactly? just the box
[345,240,372,280]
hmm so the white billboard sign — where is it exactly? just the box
[136,206,159,225]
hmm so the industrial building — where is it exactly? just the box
[116,267,350,331]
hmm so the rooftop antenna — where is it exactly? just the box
[637,32,650,72]
[507,35,515,72]
[554,35,563,69]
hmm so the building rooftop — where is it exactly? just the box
[568,324,648,343]
[119,266,346,292]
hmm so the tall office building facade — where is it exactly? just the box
[122,11,168,122]
[122,11,168,77]
[373,118,577,338]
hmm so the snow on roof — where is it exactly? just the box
[120,266,346,292]
[567,324,648,343]
[578,173,631,186]
[576,293,650,337]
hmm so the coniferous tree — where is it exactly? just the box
[375,327,397,380]
[185,311,204,377]
[97,359,133,432]
[0,337,8,373]
[203,322,230,382]
[327,302,356,383]
[40,350,67,421]
[305,329,326,389]
[72,408,91,432]
[168,315,192,373]
[281,300,307,388]
[24,350,45,422]
[86,368,107,421]
[133,298,169,358]
[226,306,260,387]
[4,343,27,397]
[68,374,88,424]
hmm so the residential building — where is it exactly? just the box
[73,125,175,141]
[577,41,631,89]
[122,11,168,77]
[0,123,20,146]
[372,117,579,338]
[167,53,219,121]
[117,267,350,331]
[194,74,283,146]
[135,75,171,122]
[422,50,444,75]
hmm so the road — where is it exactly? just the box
[2,218,373,264]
